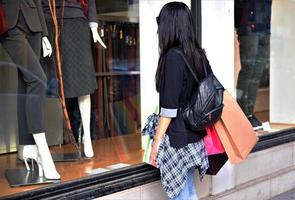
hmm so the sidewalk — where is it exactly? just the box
[271,188,295,200]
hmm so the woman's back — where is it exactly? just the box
[159,48,209,147]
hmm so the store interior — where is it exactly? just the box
[0,0,142,198]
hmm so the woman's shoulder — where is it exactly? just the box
[165,48,183,59]
[163,48,186,70]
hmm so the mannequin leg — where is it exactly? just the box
[78,94,94,158]
[236,35,259,116]
[33,133,60,179]
[1,27,47,144]
[17,72,36,145]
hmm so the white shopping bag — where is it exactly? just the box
[143,135,153,164]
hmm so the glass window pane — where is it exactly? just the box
[0,0,141,197]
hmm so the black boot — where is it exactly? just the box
[247,115,263,131]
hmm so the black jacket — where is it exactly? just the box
[235,0,272,36]
[42,0,97,22]
[159,49,212,148]
[2,0,48,36]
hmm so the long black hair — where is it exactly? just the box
[155,2,207,92]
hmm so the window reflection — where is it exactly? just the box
[234,0,295,134]
[235,0,272,131]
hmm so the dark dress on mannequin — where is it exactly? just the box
[41,0,97,98]
[0,0,48,145]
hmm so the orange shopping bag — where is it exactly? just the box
[214,91,258,164]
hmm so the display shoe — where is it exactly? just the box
[248,115,263,131]
[18,145,38,161]
[83,136,94,158]
[33,133,61,180]
[22,145,43,177]
[35,155,60,179]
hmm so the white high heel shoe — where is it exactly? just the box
[18,145,37,161]
[22,145,43,177]
[33,133,61,180]
[36,155,60,180]
[22,145,60,179]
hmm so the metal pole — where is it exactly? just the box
[191,0,202,46]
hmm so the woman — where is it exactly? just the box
[150,2,211,200]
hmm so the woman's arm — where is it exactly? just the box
[150,116,171,167]
[154,117,171,143]
[150,51,185,167]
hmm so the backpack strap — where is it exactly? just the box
[172,49,202,84]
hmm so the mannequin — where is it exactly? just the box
[235,0,272,130]
[0,0,60,179]
[42,0,106,158]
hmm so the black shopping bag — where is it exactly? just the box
[206,153,228,175]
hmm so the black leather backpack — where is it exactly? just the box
[173,49,224,131]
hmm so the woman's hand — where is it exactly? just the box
[150,138,161,167]
[149,116,172,167]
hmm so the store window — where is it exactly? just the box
[234,0,295,135]
[0,0,140,197]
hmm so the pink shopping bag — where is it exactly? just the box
[204,125,228,175]
[204,125,225,155]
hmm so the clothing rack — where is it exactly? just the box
[93,21,140,138]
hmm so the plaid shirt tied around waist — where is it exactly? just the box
[157,135,209,199]
[142,113,209,198]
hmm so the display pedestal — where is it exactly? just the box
[5,168,60,187]
[7,153,85,187]
[18,144,82,163]
[51,152,82,162]
[17,152,82,164]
